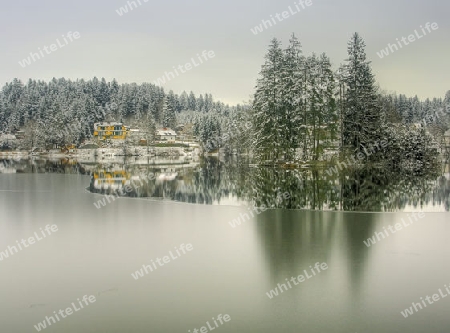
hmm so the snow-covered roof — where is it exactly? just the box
[0,134,16,140]
[94,122,124,128]
[156,128,177,136]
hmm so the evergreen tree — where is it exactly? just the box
[280,33,304,161]
[162,97,176,128]
[252,38,284,162]
[204,93,214,112]
[180,91,189,111]
[316,53,337,159]
[188,91,197,111]
[98,78,110,107]
[342,33,383,157]
[198,94,205,112]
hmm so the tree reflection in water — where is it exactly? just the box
[0,157,447,212]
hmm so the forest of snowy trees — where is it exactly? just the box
[0,32,449,171]
[0,77,241,149]
[251,32,449,170]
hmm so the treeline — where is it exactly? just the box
[253,35,338,162]
[382,94,447,124]
[0,77,237,149]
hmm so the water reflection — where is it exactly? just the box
[1,157,448,211]
[254,210,377,303]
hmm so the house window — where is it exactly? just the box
[114,125,122,136]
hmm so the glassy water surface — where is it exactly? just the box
[2,157,449,211]
[0,157,449,333]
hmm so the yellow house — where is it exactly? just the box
[93,122,129,140]
[93,169,130,190]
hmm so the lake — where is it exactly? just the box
[0,157,449,332]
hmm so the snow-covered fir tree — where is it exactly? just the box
[342,33,383,157]
[252,38,284,162]
[162,95,176,129]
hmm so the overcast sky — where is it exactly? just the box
[1,0,448,105]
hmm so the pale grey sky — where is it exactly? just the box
[0,0,448,104]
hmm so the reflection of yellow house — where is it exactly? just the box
[61,144,76,153]
[93,170,130,190]
[93,122,129,140]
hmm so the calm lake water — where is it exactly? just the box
[1,157,449,332]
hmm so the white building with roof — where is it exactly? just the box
[156,128,177,142]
